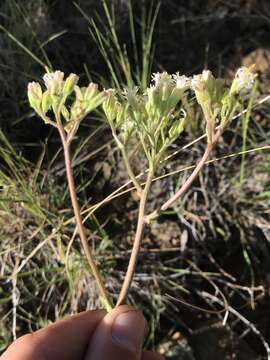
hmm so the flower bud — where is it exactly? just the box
[84,84,106,113]
[152,72,173,88]
[28,82,42,99]
[191,70,217,121]
[102,89,117,123]
[28,82,43,112]
[41,90,51,114]
[74,86,84,102]
[63,73,79,96]
[84,83,99,101]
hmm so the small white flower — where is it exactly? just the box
[173,74,191,90]
[151,72,174,89]
[191,74,204,91]
[151,72,176,102]
[84,83,99,100]
[63,73,79,96]
[231,66,256,93]
[43,70,64,95]
[191,70,213,92]
[104,88,116,97]
[28,82,42,99]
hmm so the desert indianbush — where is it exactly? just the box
[28,66,256,308]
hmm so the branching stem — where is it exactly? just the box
[117,167,154,306]
[117,129,223,305]
[161,143,213,211]
[147,129,223,221]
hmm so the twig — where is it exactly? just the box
[116,168,154,306]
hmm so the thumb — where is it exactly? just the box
[85,305,146,360]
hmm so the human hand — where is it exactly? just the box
[1,305,164,360]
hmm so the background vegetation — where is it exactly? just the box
[0,1,270,359]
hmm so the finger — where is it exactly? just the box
[1,310,105,360]
[142,350,165,360]
[85,305,146,360]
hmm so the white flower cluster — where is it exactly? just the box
[151,72,190,91]
[173,73,191,90]
[43,70,65,95]
[191,70,213,92]
[28,70,106,134]
[230,66,256,94]
[28,66,256,144]
[151,72,174,89]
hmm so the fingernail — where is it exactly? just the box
[111,310,146,353]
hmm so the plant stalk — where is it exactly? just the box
[116,168,154,306]
[147,130,223,221]
[58,127,113,311]
[161,143,213,212]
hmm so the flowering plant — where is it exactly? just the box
[28,66,256,310]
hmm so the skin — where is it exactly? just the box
[1,305,164,360]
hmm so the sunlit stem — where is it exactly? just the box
[57,117,113,311]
